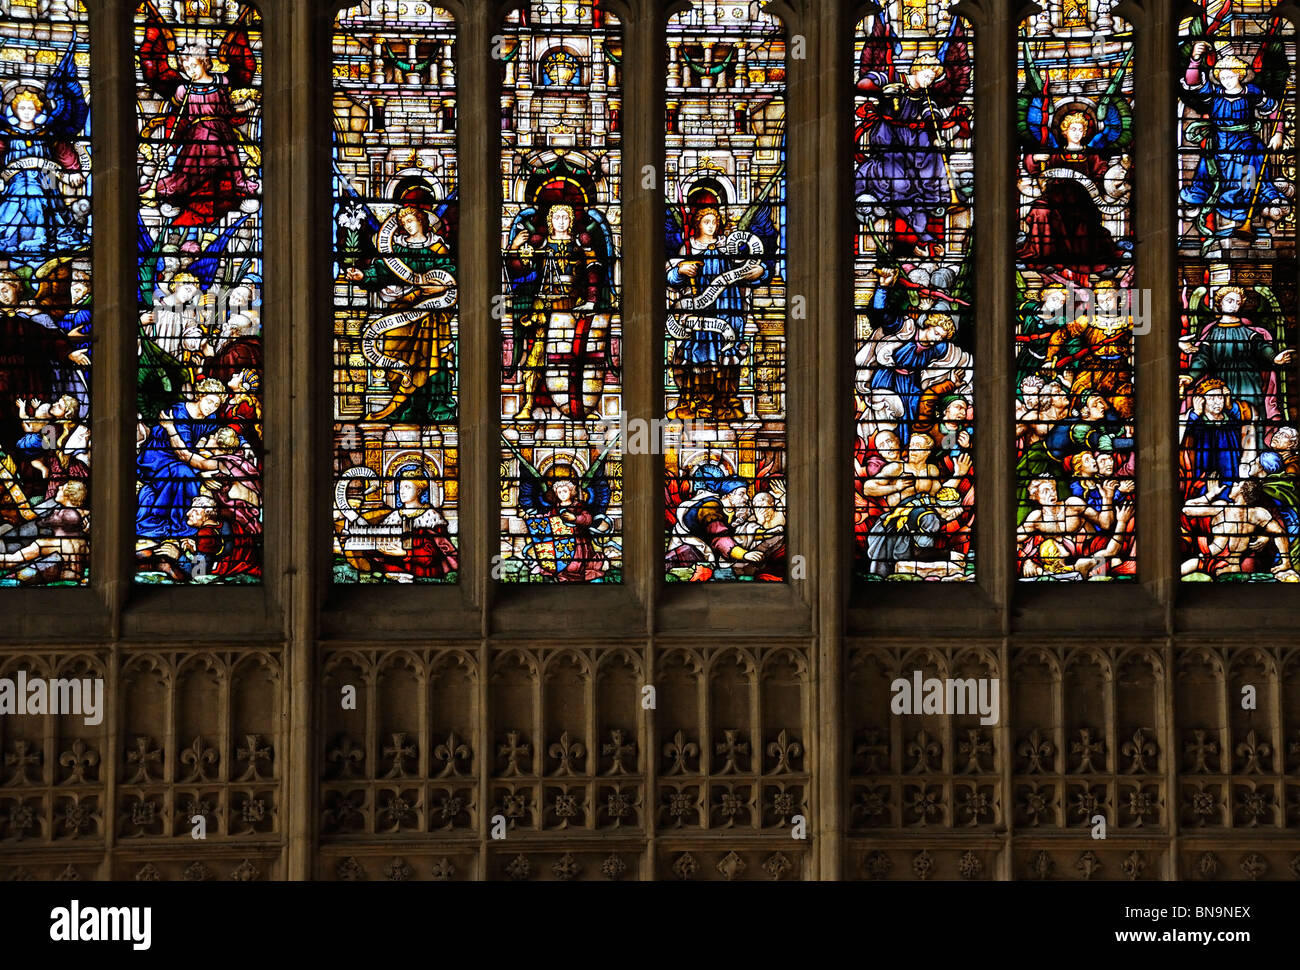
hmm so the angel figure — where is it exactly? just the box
[665,197,777,420]
[1016,70,1132,279]
[854,10,972,257]
[1179,283,1293,435]
[505,195,616,422]
[505,439,615,582]
[138,0,260,227]
[345,202,457,422]
[0,39,90,265]
[1178,31,1292,250]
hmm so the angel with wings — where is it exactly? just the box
[1178,281,1293,438]
[504,195,616,422]
[0,38,90,265]
[665,193,778,421]
[1178,26,1292,251]
[505,440,615,582]
[854,8,971,258]
[1016,41,1133,279]
[137,1,260,228]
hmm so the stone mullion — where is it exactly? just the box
[965,0,1013,621]
[532,653,543,831]
[584,648,596,829]
[997,638,1012,878]
[1165,635,1180,874]
[95,0,133,642]
[284,0,322,880]
[1222,649,1235,829]
[642,636,655,876]
[458,0,496,878]
[460,0,494,632]
[817,0,846,880]
[960,0,1016,873]
[617,0,654,617]
[1127,0,1177,617]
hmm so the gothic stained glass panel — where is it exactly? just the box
[498,0,622,584]
[134,0,262,584]
[0,2,91,586]
[852,2,975,582]
[331,5,459,584]
[1015,0,1137,581]
[1177,3,1299,583]
[663,1,786,584]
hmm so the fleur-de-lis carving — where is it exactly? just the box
[498,730,532,777]
[602,729,636,775]
[1235,729,1272,774]
[5,738,42,785]
[854,729,888,774]
[433,732,471,777]
[1183,729,1219,774]
[548,731,586,776]
[382,733,416,779]
[1017,729,1054,774]
[58,739,99,785]
[663,730,699,775]
[235,735,272,781]
[957,729,992,774]
[765,729,804,774]
[1121,728,1157,774]
[1122,850,1146,882]
[328,736,364,779]
[125,737,162,784]
[906,729,941,773]
[714,729,750,774]
[179,736,218,782]
[1070,728,1104,773]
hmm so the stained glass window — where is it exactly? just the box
[134,0,262,584]
[331,5,459,584]
[1177,3,1298,582]
[498,0,622,583]
[853,1,975,582]
[0,2,91,587]
[663,1,786,584]
[1015,0,1136,581]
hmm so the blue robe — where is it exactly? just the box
[1179,80,1282,224]
[668,240,769,364]
[1183,404,1247,500]
[868,339,948,445]
[0,138,89,266]
[135,402,219,538]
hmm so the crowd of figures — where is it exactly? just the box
[1175,18,1299,582]
[133,1,263,583]
[0,16,92,585]
[1011,4,1139,580]
[852,9,977,581]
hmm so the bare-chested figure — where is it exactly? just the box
[0,480,87,583]
[1181,474,1296,579]
[1020,475,1118,578]
[859,431,972,507]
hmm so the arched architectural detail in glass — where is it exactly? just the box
[1014,0,1136,581]
[497,0,622,583]
[134,0,263,583]
[852,1,975,582]
[1177,3,1298,582]
[331,4,460,584]
[663,0,787,584]
[0,1,91,586]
